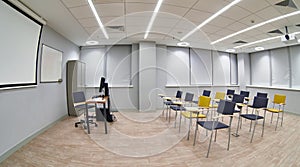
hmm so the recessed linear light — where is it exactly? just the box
[177,42,190,47]
[86,40,99,45]
[180,0,242,41]
[225,49,236,53]
[234,31,300,49]
[87,0,109,39]
[211,10,300,45]
[254,46,265,51]
[144,0,164,39]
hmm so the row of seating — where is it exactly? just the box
[159,90,286,157]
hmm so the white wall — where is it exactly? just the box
[0,25,80,158]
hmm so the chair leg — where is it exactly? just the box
[228,127,231,150]
[275,113,279,131]
[174,110,178,128]
[250,120,257,143]
[214,130,217,142]
[193,122,199,146]
[206,130,214,158]
[234,115,241,137]
[249,120,252,132]
[270,112,273,124]
[281,111,284,127]
[179,113,182,133]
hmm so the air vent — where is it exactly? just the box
[233,40,247,44]
[106,25,125,31]
[275,0,298,9]
[268,29,284,34]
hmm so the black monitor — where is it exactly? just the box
[104,82,109,96]
[99,77,105,93]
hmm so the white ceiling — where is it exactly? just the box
[19,0,300,53]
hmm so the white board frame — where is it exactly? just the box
[40,44,63,83]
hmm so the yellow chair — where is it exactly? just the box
[267,94,286,131]
[180,96,211,140]
[209,92,225,108]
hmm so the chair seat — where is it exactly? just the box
[75,104,94,109]
[267,108,283,113]
[164,101,172,105]
[181,111,206,118]
[241,114,264,120]
[233,109,240,113]
[197,121,229,130]
[170,105,185,111]
[209,104,218,108]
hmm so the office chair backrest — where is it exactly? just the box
[273,94,286,104]
[252,96,269,108]
[202,90,211,97]
[198,95,211,108]
[73,91,86,103]
[232,94,245,103]
[214,92,225,100]
[257,92,268,98]
[184,92,194,102]
[217,100,236,115]
[240,90,250,97]
[175,90,183,98]
[226,89,235,95]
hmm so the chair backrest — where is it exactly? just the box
[252,96,269,108]
[257,92,268,98]
[240,90,250,97]
[184,92,194,102]
[73,91,86,103]
[217,100,236,115]
[202,90,211,97]
[226,89,235,95]
[214,92,225,100]
[198,95,211,108]
[273,94,286,104]
[175,90,183,98]
[232,94,245,103]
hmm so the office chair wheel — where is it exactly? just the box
[75,124,78,128]
[95,123,98,127]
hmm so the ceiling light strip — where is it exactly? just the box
[211,10,300,45]
[144,0,164,39]
[234,36,281,49]
[180,0,242,41]
[87,0,109,39]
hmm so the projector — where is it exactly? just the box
[281,34,297,44]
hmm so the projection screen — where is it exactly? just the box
[0,0,42,89]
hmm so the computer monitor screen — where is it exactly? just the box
[99,77,105,93]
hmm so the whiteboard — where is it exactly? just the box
[41,44,63,83]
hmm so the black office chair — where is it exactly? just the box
[202,90,211,97]
[240,90,250,98]
[73,91,97,128]
[257,92,268,98]
[237,96,268,142]
[193,100,236,158]
[232,94,245,113]
[226,89,235,100]
[163,90,183,121]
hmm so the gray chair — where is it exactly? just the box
[73,91,97,128]
[193,100,236,158]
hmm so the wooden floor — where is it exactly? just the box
[1,109,300,167]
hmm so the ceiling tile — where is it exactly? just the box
[69,5,93,19]
[94,0,124,3]
[239,14,264,26]
[160,4,189,17]
[213,28,235,37]
[221,6,252,21]
[183,9,211,24]
[126,2,156,14]
[201,24,222,34]
[226,21,248,32]
[95,3,124,17]
[237,0,270,13]
[78,18,97,28]
[193,0,230,13]
[61,0,87,8]
[255,6,282,20]
[208,15,236,28]
[163,0,198,8]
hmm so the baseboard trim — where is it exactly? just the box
[0,114,68,163]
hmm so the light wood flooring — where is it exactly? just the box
[1,109,300,167]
